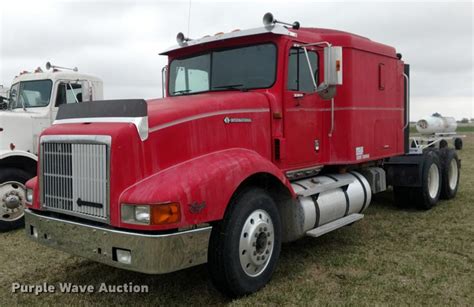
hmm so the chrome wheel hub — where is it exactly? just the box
[239,209,274,277]
[448,159,458,190]
[427,164,440,199]
[0,181,26,222]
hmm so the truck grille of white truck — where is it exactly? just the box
[40,137,110,222]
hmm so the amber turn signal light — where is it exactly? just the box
[151,203,180,225]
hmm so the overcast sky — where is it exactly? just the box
[0,0,472,120]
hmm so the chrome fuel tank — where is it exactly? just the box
[291,171,371,232]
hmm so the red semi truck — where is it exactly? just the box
[24,13,461,296]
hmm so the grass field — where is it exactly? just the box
[1,135,473,306]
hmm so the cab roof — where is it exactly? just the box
[160,25,396,58]
[12,70,102,84]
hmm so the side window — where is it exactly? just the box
[170,54,210,94]
[55,83,83,106]
[287,47,318,92]
[173,67,209,94]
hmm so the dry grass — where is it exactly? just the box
[1,134,473,306]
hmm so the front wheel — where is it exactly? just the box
[0,168,33,231]
[208,188,281,297]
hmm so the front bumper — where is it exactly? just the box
[25,209,212,274]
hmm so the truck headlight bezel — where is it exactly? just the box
[121,203,180,225]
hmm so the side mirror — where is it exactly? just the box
[314,46,342,100]
[323,46,343,87]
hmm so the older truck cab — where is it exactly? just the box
[24,14,460,297]
[0,64,102,230]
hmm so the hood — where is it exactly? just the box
[146,91,272,130]
[0,108,51,154]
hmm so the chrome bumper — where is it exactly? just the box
[25,209,212,274]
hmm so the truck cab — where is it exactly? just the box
[0,65,103,230]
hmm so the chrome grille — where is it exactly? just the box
[41,139,109,221]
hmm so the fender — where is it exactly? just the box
[119,148,295,230]
[0,149,38,162]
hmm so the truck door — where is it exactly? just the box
[283,46,322,169]
[51,82,84,120]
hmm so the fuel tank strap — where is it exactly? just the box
[350,171,368,213]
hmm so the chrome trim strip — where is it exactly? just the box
[54,117,149,141]
[160,25,297,54]
[41,135,112,145]
[25,210,212,274]
[149,108,270,132]
[286,107,404,112]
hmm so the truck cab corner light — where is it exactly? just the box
[151,203,180,225]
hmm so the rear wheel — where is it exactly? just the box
[439,148,460,199]
[208,188,281,297]
[454,138,463,150]
[0,168,33,231]
[414,151,442,210]
[439,139,448,149]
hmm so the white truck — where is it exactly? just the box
[0,85,9,109]
[0,63,103,230]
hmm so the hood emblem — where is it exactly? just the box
[189,201,206,214]
[223,117,252,124]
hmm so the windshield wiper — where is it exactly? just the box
[172,89,192,95]
[212,84,248,92]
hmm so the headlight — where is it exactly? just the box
[134,205,150,223]
[26,188,34,204]
[121,203,180,225]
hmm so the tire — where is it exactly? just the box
[413,151,442,210]
[393,186,414,208]
[454,138,463,150]
[208,187,281,297]
[439,139,448,149]
[439,148,460,199]
[0,168,33,231]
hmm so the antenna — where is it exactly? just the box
[187,0,192,37]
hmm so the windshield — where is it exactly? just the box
[169,43,277,96]
[9,80,53,109]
